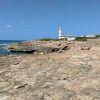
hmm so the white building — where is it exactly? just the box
[86,35,96,38]
[58,27,75,40]
[58,27,63,39]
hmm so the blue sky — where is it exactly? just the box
[0,0,100,40]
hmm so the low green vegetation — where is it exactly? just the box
[75,37,87,41]
[39,38,54,41]
[95,34,100,38]
[39,38,67,41]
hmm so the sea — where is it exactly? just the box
[0,40,24,55]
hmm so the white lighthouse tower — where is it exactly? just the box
[58,27,63,39]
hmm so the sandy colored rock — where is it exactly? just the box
[0,39,100,100]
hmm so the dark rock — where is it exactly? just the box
[15,84,28,89]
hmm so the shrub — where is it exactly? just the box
[39,38,53,41]
[95,34,100,38]
[39,38,67,41]
[75,37,87,41]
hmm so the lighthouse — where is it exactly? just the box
[58,27,76,40]
[58,27,63,39]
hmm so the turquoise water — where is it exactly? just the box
[0,40,24,55]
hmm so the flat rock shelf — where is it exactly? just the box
[8,41,71,54]
[0,39,100,100]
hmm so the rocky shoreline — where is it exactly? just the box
[0,39,100,100]
[8,40,72,54]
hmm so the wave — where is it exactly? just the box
[0,40,24,55]
[0,43,9,46]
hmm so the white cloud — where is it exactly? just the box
[6,24,12,28]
